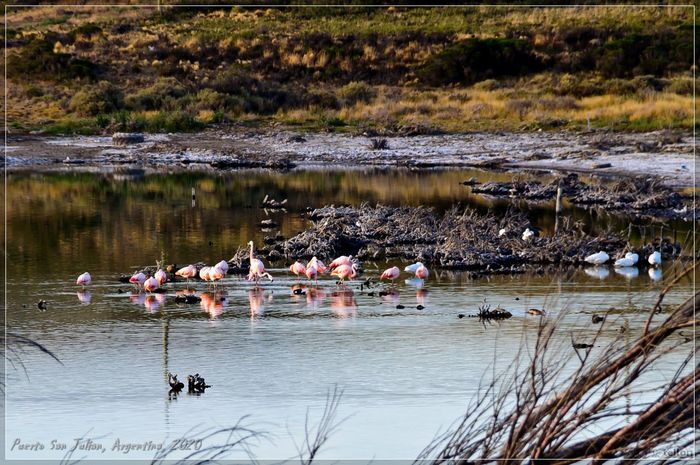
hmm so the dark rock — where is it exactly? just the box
[396,304,405,309]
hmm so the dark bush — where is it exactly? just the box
[67,23,102,42]
[418,38,543,86]
[69,81,123,116]
[7,38,97,81]
[124,78,187,111]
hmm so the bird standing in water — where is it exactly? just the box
[331,263,358,285]
[76,272,92,287]
[380,266,400,285]
[168,373,184,391]
[247,241,273,284]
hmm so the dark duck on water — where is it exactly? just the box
[168,372,184,391]
[187,373,211,393]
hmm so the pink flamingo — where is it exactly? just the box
[380,266,401,284]
[308,256,327,274]
[305,265,318,284]
[199,266,212,282]
[329,255,353,270]
[76,271,92,287]
[331,263,358,285]
[415,264,430,280]
[209,266,225,285]
[175,264,197,283]
[129,271,147,289]
[143,276,159,293]
[215,260,229,274]
[247,241,273,284]
[154,269,167,285]
[289,261,307,280]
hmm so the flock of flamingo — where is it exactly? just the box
[74,240,431,295]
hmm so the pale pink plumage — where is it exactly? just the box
[154,269,167,285]
[176,265,197,279]
[331,263,358,283]
[308,256,327,274]
[76,271,91,286]
[380,266,400,282]
[247,241,273,283]
[415,264,430,279]
[129,272,147,287]
[329,255,353,270]
[289,261,307,277]
[143,276,159,292]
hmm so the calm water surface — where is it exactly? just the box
[5,169,695,461]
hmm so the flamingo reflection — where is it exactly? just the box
[416,288,428,306]
[330,289,357,318]
[381,288,400,305]
[144,294,166,313]
[201,291,227,319]
[76,290,92,304]
[248,287,270,318]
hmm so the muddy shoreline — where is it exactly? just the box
[5,128,695,186]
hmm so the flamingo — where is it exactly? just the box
[329,255,353,270]
[404,262,423,273]
[415,264,430,279]
[585,251,609,265]
[129,271,147,289]
[308,256,327,274]
[76,271,92,287]
[154,269,167,285]
[209,266,225,285]
[143,276,159,293]
[247,241,273,284]
[380,266,400,284]
[331,263,358,285]
[305,265,318,284]
[289,261,307,280]
[215,260,229,274]
[199,266,212,282]
[175,265,197,284]
[522,228,535,241]
[648,251,662,267]
[625,252,639,264]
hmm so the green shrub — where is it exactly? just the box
[336,81,375,106]
[69,81,123,116]
[418,38,542,86]
[124,78,187,111]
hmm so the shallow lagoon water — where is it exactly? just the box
[5,169,694,461]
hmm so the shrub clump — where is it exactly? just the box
[418,38,543,86]
[7,37,97,81]
[124,78,187,111]
[69,81,123,116]
[336,81,376,106]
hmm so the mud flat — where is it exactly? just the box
[5,128,695,188]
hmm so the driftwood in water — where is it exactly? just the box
[260,203,629,272]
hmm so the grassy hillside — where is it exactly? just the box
[5,5,696,134]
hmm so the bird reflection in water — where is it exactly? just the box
[330,289,357,318]
[416,288,428,306]
[76,290,92,305]
[201,291,227,319]
[144,293,166,313]
[249,287,272,318]
[306,287,326,310]
[380,288,400,305]
[129,292,146,306]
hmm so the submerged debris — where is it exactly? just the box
[476,303,512,320]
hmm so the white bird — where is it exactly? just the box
[498,228,507,237]
[404,261,423,273]
[614,257,636,267]
[522,228,535,241]
[648,251,662,267]
[625,252,639,265]
[585,251,609,265]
